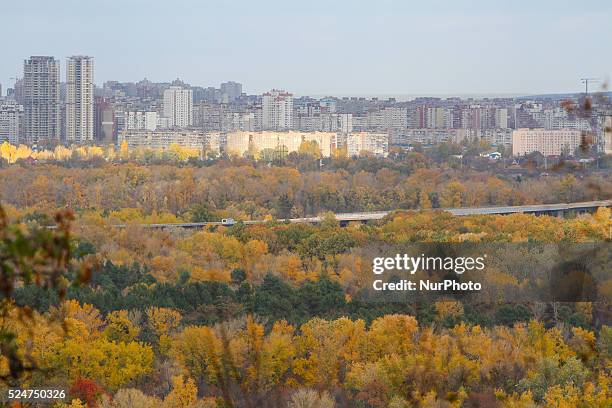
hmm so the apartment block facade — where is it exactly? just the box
[23,56,60,144]
[512,128,582,156]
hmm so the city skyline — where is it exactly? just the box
[2,0,611,97]
[2,59,610,101]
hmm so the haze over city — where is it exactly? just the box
[2,0,611,96]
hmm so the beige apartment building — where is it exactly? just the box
[225,131,333,157]
[512,128,582,156]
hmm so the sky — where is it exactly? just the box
[2,0,611,97]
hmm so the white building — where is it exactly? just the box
[550,117,591,132]
[0,101,23,144]
[124,111,158,131]
[163,86,193,128]
[262,89,293,130]
[66,56,94,143]
[347,132,388,157]
[512,128,582,156]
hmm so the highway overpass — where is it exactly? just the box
[104,199,611,229]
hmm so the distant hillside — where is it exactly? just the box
[517,91,612,100]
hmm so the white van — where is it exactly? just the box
[221,218,236,226]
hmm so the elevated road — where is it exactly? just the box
[100,200,611,229]
[286,200,612,224]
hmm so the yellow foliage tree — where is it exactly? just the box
[163,375,198,408]
[103,310,141,343]
[53,337,154,390]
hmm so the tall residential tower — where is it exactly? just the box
[163,86,193,128]
[262,89,293,130]
[66,56,94,143]
[23,56,60,144]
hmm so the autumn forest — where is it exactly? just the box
[0,150,611,407]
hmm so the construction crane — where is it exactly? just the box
[580,77,601,94]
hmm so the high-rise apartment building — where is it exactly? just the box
[23,56,60,144]
[495,108,508,129]
[425,107,451,129]
[220,81,242,103]
[163,86,193,128]
[66,56,94,143]
[94,97,114,144]
[262,90,293,130]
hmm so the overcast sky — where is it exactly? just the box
[2,0,611,97]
